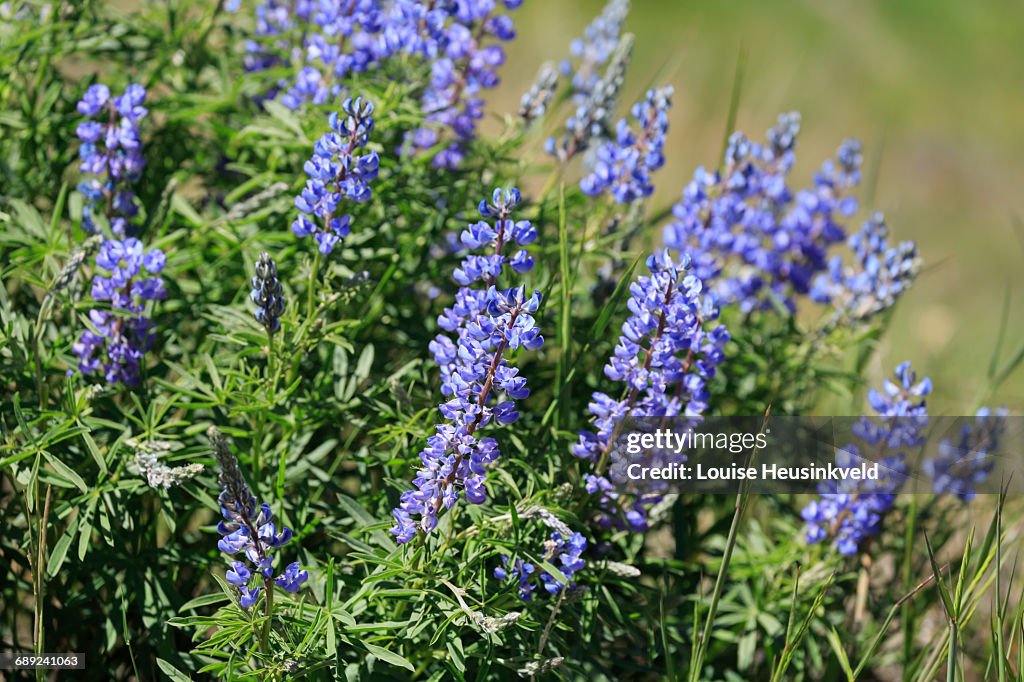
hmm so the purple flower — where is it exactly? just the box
[494,531,587,601]
[580,86,672,203]
[239,586,262,609]
[811,212,920,324]
[547,34,632,163]
[74,83,147,237]
[801,362,932,554]
[208,427,307,608]
[494,555,536,601]
[274,561,309,593]
[560,0,630,103]
[402,1,523,169]
[923,407,1007,502]
[663,113,873,314]
[73,239,166,387]
[292,97,378,255]
[390,188,543,543]
[573,250,729,531]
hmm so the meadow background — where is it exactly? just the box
[500,0,1024,413]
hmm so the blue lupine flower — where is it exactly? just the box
[560,0,630,102]
[801,362,932,554]
[250,252,286,334]
[494,531,587,601]
[74,83,147,237]
[243,1,519,168]
[580,85,672,203]
[72,238,166,386]
[239,585,262,609]
[494,555,536,601]
[811,212,920,324]
[572,250,729,531]
[403,1,523,169]
[292,97,379,255]
[547,34,632,163]
[663,113,870,313]
[924,407,1007,502]
[390,188,543,543]
[539,531,587,594]
[208,427,306,608]
[266,1,437,110]
[274,561,309,593]
[226,561,251,586]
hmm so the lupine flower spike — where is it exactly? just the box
[293,97,379,255]
[802,362,931,554]
[494,531,587,601]
[811,212,921,325]
[209,427,307,608]
[403,1,524,169]
[580,85,672,203]
[73,238,167,386]
[924,407,1008,502]
[663,113,887,313]
[547,34,633,162]
[390,188,543,543]
[561,0,630,102]
[75,83,147,237]
[519,62,559,124]
[573,251,729,530]
[250,252,286,335]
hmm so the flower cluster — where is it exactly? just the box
[241,0,292,90]
[292,97,379,255]
[404,1,523,169]
[390,188,543,543]
[547,33,633,163]
[560,0,630,102]
[208,427,308,609]
[580,85,672,203]
[924,407,1007,502]
[518,62,558,124]
[250,252,286,335]
[663,112,866,313]
[75,83,147,237]
[801,362,932,554]
[494,531,587,601]
[811,212,920,324]
[73,239,167,386]
[244,1,520,169]
[573,250,729,530]
[250,1,412,109]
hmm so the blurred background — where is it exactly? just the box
[489,0,1024,413]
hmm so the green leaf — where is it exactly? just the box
[363,643,414,672]
[156,658,192,682]
[826,628,854,681]
[46,527,75,577]
[42,451,88,492]
[179,593,231,611]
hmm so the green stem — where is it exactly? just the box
[688,415,765,682]
[260,577,274,656]
[306,250,322,323]
[947,619,958,682]
[265,329,276,387]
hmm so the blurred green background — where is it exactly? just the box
[490,0,1024,412]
